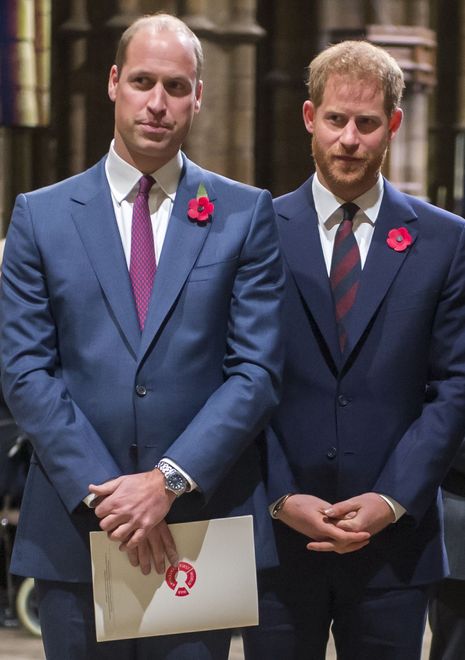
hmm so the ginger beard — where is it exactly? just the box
[311,128,389,198]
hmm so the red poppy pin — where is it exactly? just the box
[187,183,214,224]
[386,227,413,252]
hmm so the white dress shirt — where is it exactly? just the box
[105,140,182,266]
[312,172,383,273]
[312,173,405,522]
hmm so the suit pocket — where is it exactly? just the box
[187,256,238,283]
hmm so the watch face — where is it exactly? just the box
[166,471,187,494]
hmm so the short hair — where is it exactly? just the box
[306,40,404,117]
[114,13,204,82]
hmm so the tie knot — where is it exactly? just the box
[138,175,155,196]
[341,202,359,223]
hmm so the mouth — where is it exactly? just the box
[139,122,173,135]
[333,154,361,163]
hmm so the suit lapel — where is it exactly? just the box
[342,179,419,360]
[277,179,342,368]
[138,157,214,360]
[70,159,141,358]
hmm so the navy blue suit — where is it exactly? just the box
[0,155,284,658]
[251,176,465,660]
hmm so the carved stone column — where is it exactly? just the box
[182,0,264,184]
[367,24,436,198]
[255,1,318,194]
[58,0,91,175]
[0,128,11,235]
[321,0,436,199]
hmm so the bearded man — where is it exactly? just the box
[242,40,465,660]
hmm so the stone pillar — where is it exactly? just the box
[320,0,436,199]
[0,128,11,235]
[58,0,91,175]
[367,24,436,198]
[182,0,264,184]
[255,1,318,194]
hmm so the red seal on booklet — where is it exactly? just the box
[165,562,197,597]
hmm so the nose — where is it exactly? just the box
[147,83,167,115]
[339,119,359,149]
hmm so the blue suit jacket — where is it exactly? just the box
[268,176,465,588]
[0,155,284,581]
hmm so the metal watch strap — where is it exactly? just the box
[156,460,188,496]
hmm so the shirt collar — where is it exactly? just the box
[105,140,183,204]
[312,172,384,230]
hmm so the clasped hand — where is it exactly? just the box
[89,470,178,575]
[279,492,395,554]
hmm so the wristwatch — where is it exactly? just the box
[156,460,188,497]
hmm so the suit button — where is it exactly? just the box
[338,394,349,406]
[135,384,147,397]
[327,447,337,459]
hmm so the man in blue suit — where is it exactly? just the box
[0,13,283,660]
[246,41,465,660]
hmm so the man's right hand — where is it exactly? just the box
[277,494,371,554]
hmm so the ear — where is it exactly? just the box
[303,100,315,135]
[194,80,203,113]
[388,107,403,139]
[108,65,119,103]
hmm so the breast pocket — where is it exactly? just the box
[187,256,238,283]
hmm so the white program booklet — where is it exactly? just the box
[90,515,258,641]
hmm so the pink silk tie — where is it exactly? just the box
[130,175,156,330]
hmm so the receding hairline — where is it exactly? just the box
[114,13,204,81]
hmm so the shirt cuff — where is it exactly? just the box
[161,458,198,492]
[378,494,406,522]
[83,493,98,508]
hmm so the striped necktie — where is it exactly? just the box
[130,175,156,330]
[330,202,361,352]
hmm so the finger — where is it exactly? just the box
[324,500,358,518]
[323,524,370,543]
[94,496,124,519]
[331,518,365,532]
[98,513,129,533]
[147,528,167,575]
[158,522,179,567]
[342,510,358,520]
[123,545,140,567]
[136,541,152,575]
[89,478,120,496]
[107,521,136,544]
[307,538,370,553]
[126,527,149,549]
